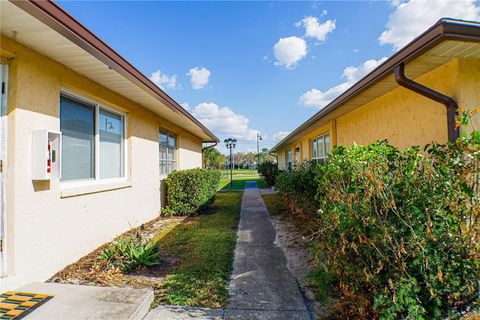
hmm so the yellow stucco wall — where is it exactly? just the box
[0,35,203,288]
[276,58,479,170]
[277,122,333,170]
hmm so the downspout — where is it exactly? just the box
[202,141,218,168]
[268,152,279,164]
[394,63,459,143]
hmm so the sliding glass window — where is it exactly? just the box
[60,94,126,182]
[311,133,330,163]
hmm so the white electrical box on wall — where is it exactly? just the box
[32,130,61,181]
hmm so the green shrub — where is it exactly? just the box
[257,161,279,186]
[100,235,161,272]
[275,110,480,319]
[275,161,318,218]
[165,168,221,216]
[319,139,479,319]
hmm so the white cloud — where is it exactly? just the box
[296,16,336,42]
[149,70,178,90]
[380,0,480,51]
[187,67,211,89]
[192,102,259,141]
[273,131,290,142]
[180,102,190,111]
[299,57,388,109]
[273,36,308,69]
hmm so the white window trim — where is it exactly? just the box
[159,129,177,176]
[312,133,330,162]
[59,90,128,190]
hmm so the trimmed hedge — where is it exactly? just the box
[257,161,280,187]
[164,168,221,216]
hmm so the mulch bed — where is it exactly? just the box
[48,216,186,295]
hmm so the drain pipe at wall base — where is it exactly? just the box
[202,141,218,168]
[394,63,459,143]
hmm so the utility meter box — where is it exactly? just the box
[32,130,61,180]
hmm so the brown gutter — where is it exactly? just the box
[201,142,218,168]
[394,63,459,143]
[268,151,279,164]
[10,0,218,143]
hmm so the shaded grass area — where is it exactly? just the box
[49,192,243,309]
[152,191,242,308]
[261,193,289,216]
[262,192,318,236]
[219,174,268,191]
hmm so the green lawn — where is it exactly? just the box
[220,169,258,176]
[153,192,242,308]
[218,174,268,190]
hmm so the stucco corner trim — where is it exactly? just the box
[60,181,132,198]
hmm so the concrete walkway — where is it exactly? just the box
[225,182,311,319]
[146,182,312,319]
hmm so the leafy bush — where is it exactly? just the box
[275,110,480,319]
[165,168,221,216]
[100,234,161,272]
[275,161,318,218]
[257,161,279,186]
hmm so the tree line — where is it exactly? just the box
[203,147,275,169]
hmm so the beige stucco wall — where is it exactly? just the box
[0,35,203,288]
[178,134,202,170]
[276,57,479,169]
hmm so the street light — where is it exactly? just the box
[224,138,237,189]
[256,133,263,166]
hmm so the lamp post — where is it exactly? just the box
[224,138,237,189]
[256,133,262,166]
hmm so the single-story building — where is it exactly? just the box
[271,19,480,170]
[0,0,218,290]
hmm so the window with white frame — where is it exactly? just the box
[159,130,176,175]
[60,94,126,182]
[312,133,330,163]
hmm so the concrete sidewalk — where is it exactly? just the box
[18,282,153,320]
[146,182,312,319]
[226,182,312,319]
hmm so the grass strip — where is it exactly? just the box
[153,191,242,308]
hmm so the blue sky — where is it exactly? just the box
[58,0,480,152]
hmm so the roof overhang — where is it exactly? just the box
[1,0,218,142]
[271,18,480,153]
